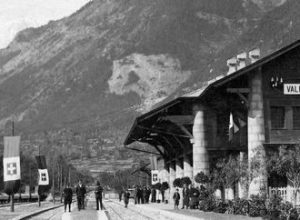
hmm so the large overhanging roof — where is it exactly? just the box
[124,40,300,146]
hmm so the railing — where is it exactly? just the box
[269,186,300,205]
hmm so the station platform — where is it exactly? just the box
[104,199,263,220]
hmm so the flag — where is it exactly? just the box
[151,170,159,185]
[229,112,239,141]
[36,156,49,194]
[149,156,157,170]
[238,118,246,128]
[38,169,49,185]
[3,136,21,195]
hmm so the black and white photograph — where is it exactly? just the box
[0,0,300,219]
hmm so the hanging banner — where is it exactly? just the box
[36,155,49,194]
[38,169,49,185]
[229,112,239,141]
[151,170,159,185]
[3,136,21,194]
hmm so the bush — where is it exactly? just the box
[266,194,282,218]
[161,182,169,191]
[199,193,216,211]
[279,201,294,220]
[232,198,249,215]
[213,199,228,213]
[181,177,192,186]
[195,172,209,185]
[173,178,182,188]
[248,195,267,217]
[152,183,161,190]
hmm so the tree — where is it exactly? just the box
[195,172,209,185]
[173,178,182,188]
[181,177,192,186]
[267,145,300,207]
[212,155,248,191]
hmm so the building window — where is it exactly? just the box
[271,107,285,129]
[293,107,300,129]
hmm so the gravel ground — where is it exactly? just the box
[0,201,61,220]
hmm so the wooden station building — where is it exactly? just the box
[124,40,300,200]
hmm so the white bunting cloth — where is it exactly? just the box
[38,169,49,185]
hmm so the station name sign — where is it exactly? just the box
[284,84,300,95]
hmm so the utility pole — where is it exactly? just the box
[29,167,32,201]
[38,145,41,207]
[11,120,15,212]
[52,165,55,204]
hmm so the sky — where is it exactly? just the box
[0,0,91,49]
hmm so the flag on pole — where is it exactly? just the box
[151,170,159,185]
[36,156,49,195]
[229,112,239,141]
[36,156,49,185]
[3,136,21,195]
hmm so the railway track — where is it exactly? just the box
[104,200,155,220]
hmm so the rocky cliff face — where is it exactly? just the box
[0,0,299,172]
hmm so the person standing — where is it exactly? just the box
[118,189,123,202]
[124,189,130,208]
[142,186,146,204]
[76,180,86,211]
[182,184,190,209]
[173,188,180,209]
[63,183,73,212]
[95,181,103,210]
[133,185,138,204]
[151,187,156,203]
[145,186,151,203]
[137,186,142,204]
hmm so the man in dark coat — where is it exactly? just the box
[63,183,73,212]
[145,186,151,203]
[151,187,156,203]
[76,180,86,211]
[124,189,130,208]
[189,186,200,209]
[94,181,103,210]
[137,186,142,204]
[182,184,190,209]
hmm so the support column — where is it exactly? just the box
[192,105,209,178]
[238,152,247,199]
[183,154,193,180]
[169,162,176,204]
[163,162,170,203]
[175,159,184,179]
[176,159,184,206]
[248,70,267,196]
[162,161,169,183]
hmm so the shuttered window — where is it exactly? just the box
[271,107,285,129]
[293,107,300,129]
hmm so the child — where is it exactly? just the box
[124,189,130,208]
[173,188,180,209]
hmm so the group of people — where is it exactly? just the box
[62,180,103,212]
[173,184,201,210]
[120,185,168,208]
[133,185,152,204]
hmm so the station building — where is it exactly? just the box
[124,40,300,200]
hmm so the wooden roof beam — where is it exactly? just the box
[164,115,194,125]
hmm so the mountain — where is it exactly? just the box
[0,0,299,173]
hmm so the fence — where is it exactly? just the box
[269,186,300,205]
